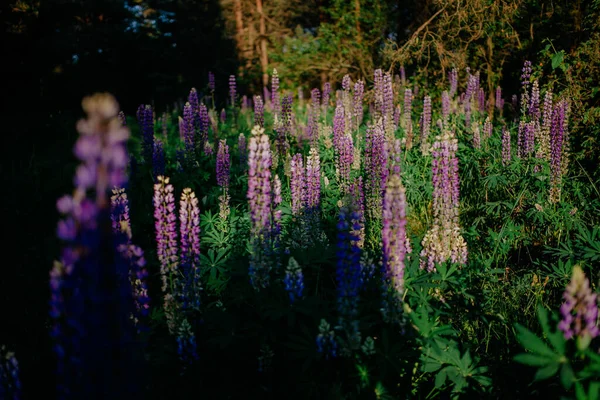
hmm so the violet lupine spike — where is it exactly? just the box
[208,71,215,93]
[353,80,364,130]
[52,93,138,398]
[238,133,247,169]
[364,119,388,220]
[247,125,273,290]
[520,61,533,117]
[0,346,22,400]
[420,129,467,272]
[179,188,202,310]
[484,117,493,138]
[217,140,231,219]
[448,68,458,98]
[336,132,354,195]
[517,121,526,158]
[390,138,402,175]
[420,96,432,154]
[188,88,201,133]
[253,95,264,128]
[549,99,568,203]
[110,188,131,237]
[336,203,363,350]
[400,65,406,86]
[442,91,450,123]
[118,111,126,127]
[502,126,511,166]
[403,89,413,146]
[153,138,165,180]
[495,86,504,114]
[342,74,351,92]
[182,102,196,168]
[272,69,281,120]
[290,154,305,216]
[305,147,321,212]
[538,89,554,161]
[333,104,345,151]
[383,72,394,135]
[558,265,599,345]
[373,69,384,118]
[284,257,304,303]
[137,104,154,165]
[525,122,536,156]
[118,242,150,332]
[305,89,321,145]
[348,176,366,248]
[322,82,331,113]
[529,80,540,120]
[393,105,401,130]
[382,174,408,295]
[229,75,237,107]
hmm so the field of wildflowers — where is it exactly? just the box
[2,61,600,399]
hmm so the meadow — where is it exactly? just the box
[2,60,600,399]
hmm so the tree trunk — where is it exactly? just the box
[233,0,246,76]
[256,0,269,88]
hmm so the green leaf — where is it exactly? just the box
[560,363,575,390]
[514,353,553,367]
[589,382,600,400]
[515,324,557,358]
[435,369,447,389]
[552,51,564,70]
[534,362,560,381]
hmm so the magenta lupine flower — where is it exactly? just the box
[305,89,321,145]
[305,147,321,212]
[208,71,215,93]
[238,133,247,168]
[342,74,351,92]
[333,104,345,151]
[382,174,408,294]
[110,188,131,236]
[421,96,432,154]
[254,95,264,128]
[272,69,281,119]
[520,61,533,116]
[517,121,526,158]
[529,80,540,120]
[290,153,305,216]
[336,132,354,195]
[229,75,237,107]
[383,72,394,134]
[153,176,179,294]
[322,82,331,113]
[549,99,568,203]
[364,119,388,219]
[137,104,154,164]
[373,69,384,118]
[182,102,196,167]
[502,126,511,166]
[403,89,413,144]
[217,140,231,219]
[179,188,201,309]
[353,80,364,130]
[496,86,504,114]
[420,130,467,271]
[448,68,458,98]
[558,266,599,345]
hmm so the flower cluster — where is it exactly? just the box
[217,140,231,219]
[501,126,511,166]
[322,81,331,113]
[549,99,569,203]
[316,319,338,360]
[137,104,154,164]
[238,133,247,168]
[403,88,413,145]
[364,119,388,221]
[353,80,364,130]
[283,257,304,303]
[0,346,21,400]
[382,174,408,295]
[271,69,281,119]
[229,75,237,107]
[558,266,599,347]
[420,95,432,154]
[420,130,468,272]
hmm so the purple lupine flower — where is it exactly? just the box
[247,125,273,290]
[290,154,305,216]
[403,89,413,145]
[558,265,599,345]
[322,82,331,113]
[342,74,351,92]
[520,60,533,116]
[336,203,363,349]
[382,174,408,294]
[51,93,138,398]
[153,176,179,296]
[188,88,201,133]
[179,188,202,310]
[448,68,458,98]
[525,122,535,156]
[517,121,526,158]
[176,318,199,366]
[137,104,154,164]
[364,119,388,219]
[383,72,394,133]
[118,111,126,127]
[220,109,226,124]
[0,346,22,400]
[478,88,485,113]
[549,99,568,203]
[199,103,209,151]
[217,140,231,219]
[208,71,215,93]
[421,96,432,154]
[118,242,150,331]
[373,69,384,118]
[283,257,304,303]
[305,88,321,145]
[483,116,493,138]
[420,130,467,272]
[305,146,321,212]
[400,65,406,86]
[349,176,366,248]
[393,105,401,130]
[502,126,511,166]
[153,138,165,179]
[110,188,131,236]
[353,80,364,130]
[254,95,264,128]
[390,138,402,175]
[181,102,196,168]
[238,133,247,168]
[272,69,281,119]
[336,132,354,195]
[538,89,554,161]
[276,94,293,158]
[529,80,540,120]
[229,75,237,107]
[316,319,338,360]
[333,104,345,151]
[496,86,504,114]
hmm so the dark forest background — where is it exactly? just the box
[0,0,598,397]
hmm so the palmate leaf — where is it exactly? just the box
[514,324,558,358]
[513,353,555,367]
[537,306,566,355]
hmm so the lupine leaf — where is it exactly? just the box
[514,353,554,367]
[515,324,557,358]
[534,362,560,381]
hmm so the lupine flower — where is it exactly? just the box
[217,140,231,219]
[502,126,511,166]
[153,138,165,179]
[238,133,247,168]
[353,80,364,130]
[520,61,533,116]
[110,188,131,237]
[0,346,21,400]
[496,86,504,114]
[400,65,406,86]
[549,99,568,203]
[333,104,345,151]
[472,122,481,150]
[118,111,126,127]
[181,102,196,168]
[253,95,264,128]
[420,96,432,154]
[322,82,331,113]
[336,133,354,195]
[364,119,388,220]
[118,242,150,331]
[558,266,599,348]
[349,176,366,248]
[283,257,304,303]
[229,75,237,107]
[403,89,413,146]
[420,129,468,272]
[537,89,553,161]
[179,188,202,310]
[290,154,305,216]
[483,116,493,138]
[188,88,201,135]
[305,146,321,213]
[305,89,321,145]
[51,93,138,398]
[448,68,458,98]
[208,71,215,93]
[137,104,154,164]
[336,204,363,350]
[316,319,338,360]
[382,174,408,294]
[270,69,281,120]
[383,72,394,135]
[176,318,199,366]
[529,80,540,120]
